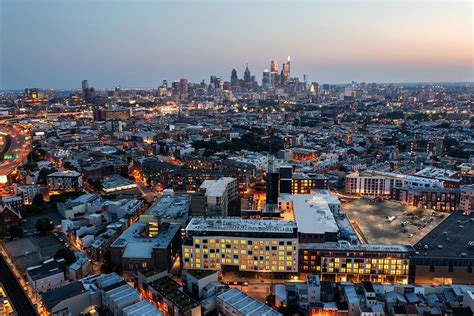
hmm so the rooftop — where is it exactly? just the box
[111,222,180,258]
[200,177,235,197]
[122,300,163,316]
[47,170,81,177]
[279,193,339,235]
[147,192,190,222]
[41,281,86,310]
[148,277,200,312]
[217,288,282,316]
[414,211,474,258]
[185,217,297,234]
[300,241,412,253]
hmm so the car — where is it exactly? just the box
[408,233,414,238]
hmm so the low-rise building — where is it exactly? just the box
[47,170,83,192]
[110,216,181,273]
[216,288,282,316]
[143,276,201,316]
[26,258,67,294]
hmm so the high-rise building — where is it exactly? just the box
[243,64,251,82]
[230,68,238,82]
[180,78,188,97]
[281,56,291,85]
[82,80,90,101]
[262,69,270,90]
[81,80,89,91]
[270,60,279,87]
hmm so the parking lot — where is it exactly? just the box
[343,198,445,245]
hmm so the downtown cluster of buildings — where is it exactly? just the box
[0,67,472,315]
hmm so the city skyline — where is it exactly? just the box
[1,0,473,89]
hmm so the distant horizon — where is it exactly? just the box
[1,0,473,89]
[1,80,474,92]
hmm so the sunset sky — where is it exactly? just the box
[1,0,472,89]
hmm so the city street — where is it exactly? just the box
[0,254,37,315]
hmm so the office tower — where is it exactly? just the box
[310,82,319,96]
[279,165,293,194]
[262,69,270,90]
[230,68,238,82]
[180,78,188,96]
[322,84,330,95]
[270,59,279,87]
[281,56,291,84]
[243,64,251,82]
[172,81,181,96]
[81,80,89,91]
[82,80,90,101]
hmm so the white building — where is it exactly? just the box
[199,177,237,216]
[102,284,141,316]
[345,170,443,196]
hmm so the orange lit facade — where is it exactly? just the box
[299,245,412,285]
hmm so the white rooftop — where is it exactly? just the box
[217,288,281,316]
[122,300,163,316]
[186,217,296,234]
[200,177,235,197]
[279,194,339,235]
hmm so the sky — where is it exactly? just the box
[1,0,473,89]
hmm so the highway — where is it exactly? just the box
[0,125,31,184]
[0,255,37,315]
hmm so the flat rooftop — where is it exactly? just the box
[111,222,180,258]
[414,211,474,258]
[122,300,163,316]
[200,177,235,197]
[414,167,458,180]
[149,277,199,312]
[300,241,412,253]
[279,194,339,235]
[217,288,281,316]
[147,193,190,222]
[185,217,296,234]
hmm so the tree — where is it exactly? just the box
[32,194,45,207]
[35,217,55,234]
[9,224,23,238]
[54,248,77,265]
[37,168,55,184]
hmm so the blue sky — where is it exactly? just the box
[1,0,472,89]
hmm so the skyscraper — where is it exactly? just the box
[262,69,270,90]
[243,64,251,82]
[81,80,89,91]
[82,80,91,102]
[230,68,238,83]
[270,60,279,87]
[281,56,291,85]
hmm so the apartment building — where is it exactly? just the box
[182,217,298,273]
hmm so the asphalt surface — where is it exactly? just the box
[0,255,37,315]
[0,126,31,179]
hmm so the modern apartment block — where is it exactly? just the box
[47,170,83,192]
[182,217,298,273]
[299,241,412,285]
